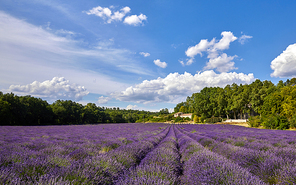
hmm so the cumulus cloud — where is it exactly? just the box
[204,53,238,73]
[85,6,112,18]
[85,6,130,23]
[270,43,296,77]
[186,39,215,58]
[97,96,112,104]
[111,70,255,104]
[111,7,131,22]
[8,77,89,101]
[85,6,147,26]
[211,31,237,52]
[153,59,167,68]
[124,14,147,26]
[185,31,238,72]
[126,104,138,110]
[239,34,253,44]
[140,52,150,57]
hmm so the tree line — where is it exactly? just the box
[0,92,169,126]
[174,78,296,129]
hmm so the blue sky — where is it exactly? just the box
[1,0,296,112]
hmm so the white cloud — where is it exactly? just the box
[270,43,296,77]
[126,104,138,110]
[153,59,167,68]
[212,31,237,51]
[110,6,131,23]
[45,22,51,30]
[186,58,194,65]
[124,14,147,26]
[185,31,238,72]
[86,6,112,17]
[204,53,237,73]
[55,29,76,36]
[140,52,150,57]
[97,96,112,104]
[111,70,255,104]
[0,11,150,95]
[0,11,150,75]
[8,77,89,101]
[85,6,147,26]
[185,39,215,58]
[239,34,253,44]
[85,6,131,23]
[179,60,185,66]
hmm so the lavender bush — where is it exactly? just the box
[178,124,296,184]
[116,126,181,184]
[1,123,296,184]
[175,127,266,185]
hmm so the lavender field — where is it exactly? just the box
[1,123,296,184]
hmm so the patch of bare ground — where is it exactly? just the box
[218,122,250,127]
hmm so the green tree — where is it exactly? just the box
[280,85,296,119]
[51,100,83,124]
[230,83,240,119]
[261,91,283,116]
[159,108,169,114]
[109,111,125,123]
[82,103,105,124]
[263,114,289,130]
[224,85,233,119]
[20,95,53,125]
[0,98,12,125]
[216,88,227,118]
[0,93,25,125]
[179,106,186,113]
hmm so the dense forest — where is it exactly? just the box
[0,92,170,126]
[174,78,296,129]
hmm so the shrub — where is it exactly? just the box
[165,114,174,121]
[289,115,296,129]
[193,115,200,123]
[200,114,207,123]
[150,117,165,122]
[248,116,262,127]
[263,114,289,130]
[174,116,183,123]
[205,117,221,124]
[184,117,191,121]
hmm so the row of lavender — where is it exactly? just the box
[177,124,296,184]
[175,126,266,184]
[117,124,266,184]
[1,123,296,184]
[0,123,169,184]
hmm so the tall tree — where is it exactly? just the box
[280,85,296,119]
[51,100,83,124]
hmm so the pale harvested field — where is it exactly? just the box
[218,122,250,127]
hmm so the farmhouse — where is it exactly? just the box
[180,113,193,119]
[174,112,183,117]
[174,112,193,119]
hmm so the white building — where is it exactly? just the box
[174,112,183,117]
[180,113,192,119]
[174,112,192,119]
